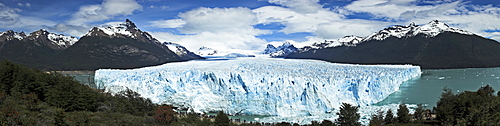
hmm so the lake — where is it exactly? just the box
[376,67,500,108]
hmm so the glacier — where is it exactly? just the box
[95,57,420,119]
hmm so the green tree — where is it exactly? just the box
[477,85,495,97]
[114,88,155,116]
[384,109,394,124]
[435,87,455,125]
[397,103,411,123]
[369,109,384,126]
[185,109,200,123]
[413,104,425,122]
[335,102,361,126]
[215,111,230,126]
[435,86,500,126]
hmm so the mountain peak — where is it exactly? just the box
[26,29,78,49]
[84,19,140,38]
[82,19,161,43]
[0,30,27,41]
[125,19,137,29]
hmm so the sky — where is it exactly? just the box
[1,0,500,51]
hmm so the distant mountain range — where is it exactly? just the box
[0,19,203,70]
[287,20,500,69]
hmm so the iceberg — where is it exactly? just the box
[95,57,420,118]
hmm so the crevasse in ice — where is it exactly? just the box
[95,58,420,117]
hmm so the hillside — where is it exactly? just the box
[0,20,203,71]
[287,20,500,69]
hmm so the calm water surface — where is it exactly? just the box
[376,67,500,108]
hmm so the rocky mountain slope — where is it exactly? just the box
[287,20,500,69]
[0,19,203,70]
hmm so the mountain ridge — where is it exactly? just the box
[287,20,500,69]
[0,19,203,70]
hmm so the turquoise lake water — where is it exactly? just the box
[375,67,500,108]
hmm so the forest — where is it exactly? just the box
[1,60,499,126]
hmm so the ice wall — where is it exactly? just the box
[95,58,420,117]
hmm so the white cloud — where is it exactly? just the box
[46,23,90,37]
[315,20,389,39]
[153,0,500,52]
[267,0,323,14]
[0,3,55,31]
[68,0,142,25]
[149,19,186,28]
[17,3,30,7]
[102,0,142,15]
[254,6,344,34]
[344,0,437,20]
[151,7,270,51]
[177,7,263,34]
[0,3,21,26]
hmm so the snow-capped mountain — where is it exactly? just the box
[262,42,298,57]
[0,29,78,69]
[26,29,78,49]
[84,19,158,42]
[302,20,471,51]
[364,20,474,41]
[0,29,78,49]
[287,20,500,69]
[53,19,203,70]
[0,19,202,70]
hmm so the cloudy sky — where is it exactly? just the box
[1,0,500,51]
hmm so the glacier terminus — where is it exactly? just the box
[95,57,420,122]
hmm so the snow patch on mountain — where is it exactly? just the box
[312,35,364,48]
[163,42,197,57]
[83,19,148,40]
[1,29,78,48]
[28,29,78,47]
[46,32,78,47]
[97,22,134,37]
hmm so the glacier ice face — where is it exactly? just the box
[95,58,420,117]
